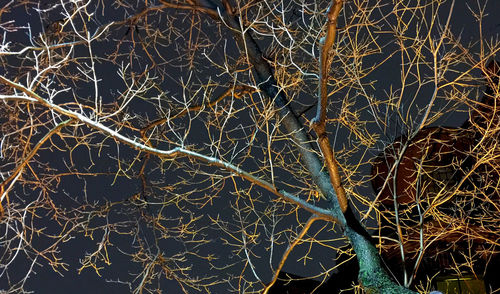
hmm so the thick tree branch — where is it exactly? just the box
[310,0,348,213]
[312,0,344,130]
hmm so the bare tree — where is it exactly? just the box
[1,0,499,293]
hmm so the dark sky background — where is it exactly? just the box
[1,1,499,293]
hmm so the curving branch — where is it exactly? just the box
[262,215,321,294]
[0,118,73,217]
[0,75,335,223]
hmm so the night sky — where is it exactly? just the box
[1,1,499,293]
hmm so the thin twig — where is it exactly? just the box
[262,215,320,294]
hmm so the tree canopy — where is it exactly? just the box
[1,0,499,293]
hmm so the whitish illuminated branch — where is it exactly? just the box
[0,75,336,222]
